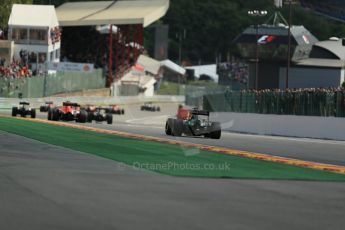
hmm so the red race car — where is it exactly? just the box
[105,104,125,115]
[48,101,88,123]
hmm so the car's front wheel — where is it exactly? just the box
[209,122,221,139]
[106,114,113,124]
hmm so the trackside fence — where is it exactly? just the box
[203,90,345,117]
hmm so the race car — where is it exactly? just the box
[140,102,160,112]
[48,101,88,123]
[39,101,55,112]
[87,107,113,124]
[83,105,97,113]
[12,102,36,118]
[165,108,221,139]
[105,104,125,115]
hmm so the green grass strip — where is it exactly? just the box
[1,117,345,181]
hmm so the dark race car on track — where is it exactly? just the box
[105,104,125,115]
[39,101,55,112]
[48,102,88,123]
[165,108,221,139]
[87,107,113,124]
[12,102,36,118]
[141,102,160,112]
[83,105,97,113]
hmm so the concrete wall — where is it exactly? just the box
[211,112,345,141]
[279,67,342,89]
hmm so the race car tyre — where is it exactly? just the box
[47,109,52,120]
[152,107,156,112]
[77,110,88,123]
[121,109,125,115]
[39,106,44,112]
[30,109,36,119]
[52,109,60,121]
[12,107,18,117]
[172,119,183,136]
[157,107,161,112]
[141,106,144,111]
[209,122,221,139]
[165,118,173,135]
[87,112,93,123]
[106,114,113,124]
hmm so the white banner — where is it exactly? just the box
[48,62,94,73]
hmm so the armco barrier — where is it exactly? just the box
[211,112,345,141]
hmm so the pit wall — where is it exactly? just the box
[211,112,345,141]
[0,69,105,98]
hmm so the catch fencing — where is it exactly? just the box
[185,85,227,108]
[203,90,345,117]
[0,69,105,98]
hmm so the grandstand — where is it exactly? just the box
[56,0,169,87]
[1,1,170,98]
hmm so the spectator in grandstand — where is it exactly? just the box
[0,58,32,79]
[0,57,5,66]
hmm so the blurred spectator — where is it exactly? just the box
[0,59,33,79]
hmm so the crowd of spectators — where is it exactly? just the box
[50,27,61,45]
[221,87,345,117]
[0,48,49,79]
[0,59,32,79]
[218,61,249,89]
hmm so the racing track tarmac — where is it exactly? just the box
[2,102,345,166]
[34,103,345,167]
[1,131,345,230]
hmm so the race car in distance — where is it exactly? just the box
[83,105,97,113]
[141,102,160,112]
[39,101,55,112]
[48,101,88,123]
[87,107,113,124]
[165,108,221,139]
[105,104,125,115]
[12,102,36,118]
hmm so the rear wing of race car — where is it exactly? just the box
[19,102,30,105]
[190,109,209,116]
[95,107,107,111]
[63,102,80,107]
[45,101,53,104]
